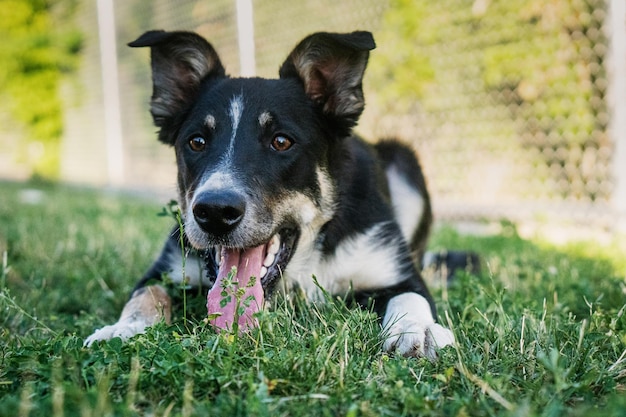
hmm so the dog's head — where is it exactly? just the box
[129,30,375,326]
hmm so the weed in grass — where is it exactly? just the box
[159,199,194,330]
[1,253,57,339]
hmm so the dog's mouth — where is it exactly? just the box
[206,228,299,332]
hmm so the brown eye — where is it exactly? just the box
[271,135,293,152]
[189,136,206,152]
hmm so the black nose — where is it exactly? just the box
[192,190,246,235]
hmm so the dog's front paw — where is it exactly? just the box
[383,319,454,359]
[83,319,149,347]
[84,285,172,347]
[382,293,455,359]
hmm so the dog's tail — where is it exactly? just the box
[375,139,481,282]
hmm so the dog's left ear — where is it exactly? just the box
[279,31,375,128]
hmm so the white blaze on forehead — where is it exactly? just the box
[224,94,245,165]
[229,94,244,132]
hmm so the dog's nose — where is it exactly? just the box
[192,190,246,235]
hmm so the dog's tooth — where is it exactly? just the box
[263,252,275,268]
[260,266,268,277]
[269,235,280,254]
[215,246,221,266]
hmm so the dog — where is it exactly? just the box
[84,30,455,359]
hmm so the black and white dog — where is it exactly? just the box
[84,30,454,358]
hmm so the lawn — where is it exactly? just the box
[0,180,624,416]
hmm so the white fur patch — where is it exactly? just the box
[229,94,244,133]
[198,171,237,191]
[386,166,424,243]
[258,111,272,127]
[286,222,405,299]
[83,318,151,346]
[382,293,455,359]
[323,223,404,292]
[205,114,216,130]
[167,249,210,287]
[225,94,244,163]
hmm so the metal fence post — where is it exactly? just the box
[96,0,125,186]
[236,0,256,77]
[608,0,626,227]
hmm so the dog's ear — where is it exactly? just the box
[279,31,375,128]
[129,30,226,127]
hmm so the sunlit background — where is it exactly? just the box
[0,0,624,240]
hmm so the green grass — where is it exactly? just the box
[0,180,624,416]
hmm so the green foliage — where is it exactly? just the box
[372,0,606,132]
[0,181,624,416]
[0,0,82,178]
[366,0,435,112]
[477,0,607,201]
[369,0,608,201]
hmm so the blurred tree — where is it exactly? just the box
[0,0,82,179]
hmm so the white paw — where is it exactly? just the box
[83,319,148,347]
[382,293,455,359]
[383,319,455,359]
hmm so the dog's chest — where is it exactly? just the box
[282,222,407,299]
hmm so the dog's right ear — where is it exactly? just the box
[129,30,226,128]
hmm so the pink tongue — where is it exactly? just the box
[206,245,265,332]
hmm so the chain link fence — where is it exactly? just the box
[359,0,618,234]
[60,0,624,233]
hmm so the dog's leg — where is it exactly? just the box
[355,279,455,359]
[83,285,171,346]
[84,226,212,346]
[348,222,454,359]
[381,292,454,359]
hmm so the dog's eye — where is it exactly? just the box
[189,136,206,152]
[271,135,293,152]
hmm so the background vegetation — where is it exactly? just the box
[0,181,624,416]
[1,0,612,200]
[0,1,623,415]
[369,0,609,202]
[0,0,81,178]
